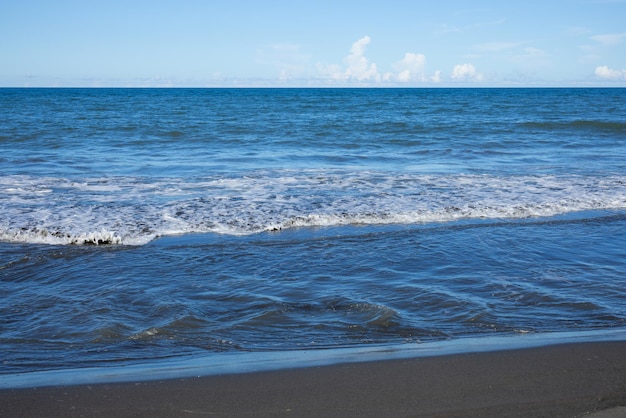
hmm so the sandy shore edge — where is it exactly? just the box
[2,340,626,417]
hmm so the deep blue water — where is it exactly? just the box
[1,88,626,379]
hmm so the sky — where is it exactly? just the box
[1,0,626,87]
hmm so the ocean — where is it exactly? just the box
[1,88,626,383]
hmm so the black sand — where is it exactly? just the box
[2,341,626,417]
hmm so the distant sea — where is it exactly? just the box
[1,88,626,381]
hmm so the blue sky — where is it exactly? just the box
[1,0,626,87]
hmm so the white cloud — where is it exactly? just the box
[383,52,441,84]
[317,35,380,83]
[450,63,484,82]
[430,70,442,83]
[392,52,427,83]
[316,63,346,81]
[591,33,626,46]
[317,36,442,85]
[565,26,592,36]
[343,36,380,82]
[595,65,626,80]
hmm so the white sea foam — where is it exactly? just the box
[1,172,625,245]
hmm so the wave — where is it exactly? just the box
[0,228,138,246]
[520,119,626,133]
[1,172,626,246]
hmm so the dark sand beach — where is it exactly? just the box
[2,340,625,417]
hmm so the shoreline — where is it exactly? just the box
[2,340,626,417]
[3,328,626,390]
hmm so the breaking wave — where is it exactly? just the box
[2,171,626,246]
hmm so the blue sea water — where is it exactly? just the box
[1,88,626,382]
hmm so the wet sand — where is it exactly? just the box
[2,340,626,417]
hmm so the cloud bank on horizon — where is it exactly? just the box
[316,36,441,84]
[312,36,487,85]
[314,34,625,86]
